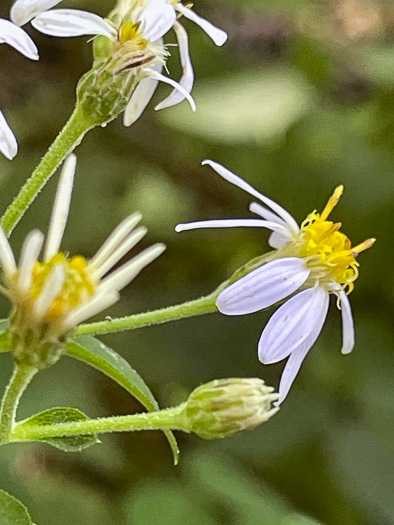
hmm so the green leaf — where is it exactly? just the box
[66,335,179,464]
[0,490,33,524]
[0,319,9,353]
[17,407,99,452]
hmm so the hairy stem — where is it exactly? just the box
[11,405,187,442]
[0,364,37,444]
[1,106,95,236]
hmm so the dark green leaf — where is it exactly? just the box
[67,335,179,464]
[18,407,99,452]
[0,490,33,524]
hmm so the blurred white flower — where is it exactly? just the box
[19,0,227,125]
[0,18,38,159]
[1,154,164,345]
[176,160,375,403]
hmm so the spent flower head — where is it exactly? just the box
[0,15,39,159]
[13,0,227,126]
[0,155,165,368]
[176,161,375,403]
[182,378,279,439]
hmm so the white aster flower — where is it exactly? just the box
[19,0,226,126]
[0,154,164,366]
[176,160,375,403]
[0,18,38,159]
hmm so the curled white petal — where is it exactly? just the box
[32,9,117,39]
[202,160,300,236]
[176,3,227,46]
[339,290,355,355]
[217,257,310,316]
[11,0,64,26]
[34,264,65,317]
[18,230,44,291]
[147,69,196,112]
[0,19,38,60]
[0,110,18,160]
[268,231,290,249]
[139,0,176,41]
[259,286,329,365]
[0,226,16,276]
[175,219,291,235]
[155,22,194,111]
[123,63,162,127]
[44,155,76,262]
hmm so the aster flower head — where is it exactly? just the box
[0,155,165,369]
[0,17,39,159]
[176,161,375,403]
[12,0,227,126]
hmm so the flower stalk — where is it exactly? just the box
[0,363,37,444]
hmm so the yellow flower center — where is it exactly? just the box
[296,186,375,292]
[120,21,144,43]
[29,253,97,323]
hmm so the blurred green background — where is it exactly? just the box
[0,0,394,523]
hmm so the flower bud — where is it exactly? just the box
[181,378,279,439]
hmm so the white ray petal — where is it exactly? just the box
[146,69,196,112]
[64,290,119,328]
[175,219,290,235]
[89,213,142,270]
[339,290,355,355]
[277,339,311,405]
[93,227,147,278]
[123,63,162,127]
[258,286,329,365]
[98,243,165,293]
[202,160,300,236]
[0,19,38,60]
[217,257,309,316]
[0,226,16,276]
[176,3,227,46]
[139,0,176,41]
[155,22,194,110]
[268,231,290,249]
[11,0,64,26]
[249,201,286,225]
[0,110,18,160]
[34,264,65,317]
[44,155,76,262]
[18,230,44,291]
[32,9,117,39]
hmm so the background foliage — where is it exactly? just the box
[0,0,393,523]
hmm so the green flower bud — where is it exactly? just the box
[182,378,279,439]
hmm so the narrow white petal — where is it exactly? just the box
[217,257,309,316]
[175,219,290,235]
[90,213,142,270]
[32,10,116,39]
[64,290,119,327]
[147,69,196,112]
[202,160,300,236]
[0,226,16,276]
[339,290,355,355]
[268,231,290,249]
[34,264,65,317]
[18,230,44,291]
[44,155,76,262]
[176,4,227,46]
[249,201,286,225]
[92,227,147,278]
[277,342,310,405]
[11,0,64,26]
[0,110,18,160]
[139,0,176,41]
[98,244,165,293]
[0,19,38,60]
[155,22,194,110]
[123,65,162,127]
[258,286,329,365]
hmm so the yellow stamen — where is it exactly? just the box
[320,185,344,221]
[352,238,376,256]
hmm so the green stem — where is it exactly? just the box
[0,364,37,444]
[76,293,219,336]
[1,106,95,236]
[11,405,187,443]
